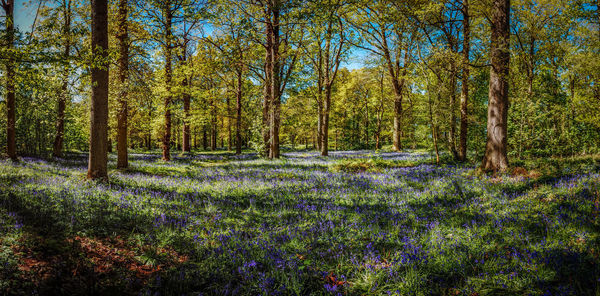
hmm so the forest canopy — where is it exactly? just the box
[0,0,599,171]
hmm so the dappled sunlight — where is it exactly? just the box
[1,152,599,294]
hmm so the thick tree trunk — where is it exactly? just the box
[3,0,16,161]
[263,24,272,157]
[392,91,403,151]
[162,2,172,161]
[269,5,281,159]
[116,0,129,168]
[236,70,242,155]
[388,67,407,152]
[53,1,71,158]
[87,0,109,180]
[382,39,408,152]
[482,0,510,172]
[459,0,470,161]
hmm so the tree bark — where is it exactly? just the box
[482,0,510,172]
[448,62,458,159]
[381,36,407,152]
[236,69,243,155]
[458,0,470,161]
[53,0,71,158]
[162,1,173,161]
[316,103,322,151]
[262,26,272,157]
[87,0,109,180]
[321,93,331,156]
[269,3,281,159]
[2,0,16,161]
[392,90,403,151]
[320,21,339,157]
[375,70,385,150]
[116,0,129,168]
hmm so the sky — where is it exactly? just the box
[14,1,37,34]
[11,0,367,70]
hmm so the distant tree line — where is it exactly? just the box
[1,0,599,178]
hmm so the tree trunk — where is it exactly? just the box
[203,127,208,150]
[321,89,331,156]
[226,95,232,151]
[263,24,272,157]
[182,79,191,152]
[87,0,109,180]
[365,99,369,148]
[116,0,129,168]
[428,91,440,164]
[316,103,322,151]
[193,126,197,149]
[53,0,71,158]
[382,39,408,152]
[392,91,403,151]
[482,0,510,172]
[211,103,217,151]
[161,1,172,161]
[236,70,242,155]
[3,0,16,161]
[459,0,470,161]
[448,62,458,159]
[269,4,281,159]
[375,70,385,150]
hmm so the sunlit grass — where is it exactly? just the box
[0,151,599,295]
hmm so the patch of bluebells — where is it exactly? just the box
[0,152,599,295]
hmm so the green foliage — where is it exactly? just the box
[1,153,600,294]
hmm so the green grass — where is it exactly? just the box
[0,151,599,295]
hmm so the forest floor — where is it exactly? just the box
[0,150,599,295]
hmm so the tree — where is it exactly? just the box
[162,0,174,161]
[459,0,470,161]
[251,0,302,159]
[303,0,348,156]
[1,0,16,161]
[349,0,419,151]
[204,2,253,155]
[176,11,202,154]
[482,0,510,172]
[116,0,129,168]
[52,0,73,158]
[88,0,109,180]
[136,0,205,160]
